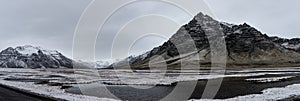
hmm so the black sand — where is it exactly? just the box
[0,84,53,101]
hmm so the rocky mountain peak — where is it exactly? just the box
[194,12,215,22]
[111,12,300,69]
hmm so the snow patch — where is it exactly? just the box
[283,43,300,50]
[15,45,60,56]
[246,76,294,83]
[221,22,235,28]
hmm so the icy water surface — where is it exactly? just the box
[65,69,300,101]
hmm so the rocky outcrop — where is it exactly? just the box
[269,37,300,52]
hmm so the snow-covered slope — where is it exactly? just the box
[0,45,73,68]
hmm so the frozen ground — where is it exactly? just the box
[0,67,300,100]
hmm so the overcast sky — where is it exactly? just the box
[0,0,299,60]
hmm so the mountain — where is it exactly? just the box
[111,12,300,69]
[0,45,73,68]
[74,60,114,68]
[96,60,114,68]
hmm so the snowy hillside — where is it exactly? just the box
[0,45,73,68]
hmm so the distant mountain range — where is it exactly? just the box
[111,12,300,69]
[0,45,113,68]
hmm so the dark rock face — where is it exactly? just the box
[0,45,73,68]
[112,12,300,69]
[269,37,300,52]
[222,23,270,52]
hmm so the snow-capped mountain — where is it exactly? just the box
[73,59,115,68]
[111,12,300,69]
[96,60,114,68]
[0,45,73,68]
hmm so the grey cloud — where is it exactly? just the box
[0,0,91,57]
[205,0,300,38]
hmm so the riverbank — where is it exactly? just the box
[0,79,118,101]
